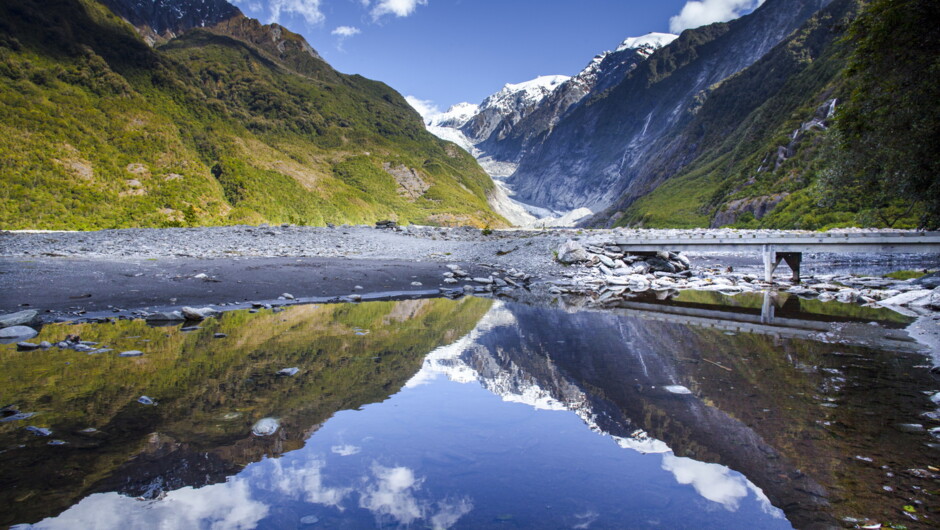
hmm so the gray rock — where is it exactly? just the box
[137,396,156,406]
[281,293,295,300]
[0,326,39,340]
[913,271,940,289]
[473,277,494,284]
[16,342,40,351]
[556,240,590,264]
[119,350,144,357]
[598,255,616,268]
[214,333,227,339]
[252,417,280,436]
[1,412,35,422]
[878,289,933,307]
[26,426,52,436]
[181,306,219,321]
[0,310,41,329]
[38,341,52,349]
[277,367,299,376]
[145,311,185,322]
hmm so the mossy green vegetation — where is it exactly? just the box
[614,0,933,230]
[0,0,505,230]
[0,297,493,526]
[883,269,928,281]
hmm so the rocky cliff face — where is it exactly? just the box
[101,0,240,44]
[506,0,834,212]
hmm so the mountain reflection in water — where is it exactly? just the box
[2,294,937,529]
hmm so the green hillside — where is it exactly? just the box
[0,0,506,230]
[613,0,937,230]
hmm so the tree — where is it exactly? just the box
[828,0,940,228]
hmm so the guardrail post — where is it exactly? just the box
[762,244,780,282]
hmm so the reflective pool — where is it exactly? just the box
[2,295,937,528]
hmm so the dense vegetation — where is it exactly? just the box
[0,0,505,230]
[613,0,936,230]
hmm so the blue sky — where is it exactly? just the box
[231,0,765,110]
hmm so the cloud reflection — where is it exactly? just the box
[661,454,783,518]
[26,477,268,530]
[359,464,473,528]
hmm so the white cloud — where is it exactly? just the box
[267,0,325,25]
[371,0,428,20]
[404,95,440,121]
[332,25,362,37]
[331,444,362,456]
[668,0,765,33]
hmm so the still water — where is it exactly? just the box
[1,295,937,529]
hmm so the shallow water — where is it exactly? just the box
[1,294,937,529]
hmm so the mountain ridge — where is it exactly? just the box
[0,0,506,229]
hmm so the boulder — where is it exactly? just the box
[145,311,185,322]
[181,307,219,321]
[878,289,934,307]
[556,240,591,264]
[0,326,39,340]
[0,310,41,329]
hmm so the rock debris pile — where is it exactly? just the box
[549,239,940,315]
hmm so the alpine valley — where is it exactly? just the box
[423,0,939,230]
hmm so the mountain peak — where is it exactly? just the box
[615,32,678,53]
[101,0,241,43]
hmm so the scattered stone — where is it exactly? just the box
[473,277,494,285]
[0,326,39,340]
[16,342,40,351]
[137,396,156,406]
[277,367,300,376]
[119,350,144,357]
[48,440,67,446]
[348,294,362,302]
[25,426,52,436]
[1,412,36,423]
[252,417,280,436]
[214,333,227,339]
[281,293,295,300]
[410,281,423,287]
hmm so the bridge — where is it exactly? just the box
[609,232,940,282]
[612,292,923,354]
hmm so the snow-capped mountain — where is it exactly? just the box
[414,33,677,226]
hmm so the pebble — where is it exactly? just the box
[137,396,156,406]
[277,367,300,376]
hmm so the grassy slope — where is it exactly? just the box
[0,0,505,229]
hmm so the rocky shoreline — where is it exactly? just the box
[2,225,939,358]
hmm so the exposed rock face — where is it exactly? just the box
[506,0,833,212]
[383,163,430,201]
[101,0,241,44]
[472,34,677,169]
[711,193,790,227]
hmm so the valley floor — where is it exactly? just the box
[2,226,938,352]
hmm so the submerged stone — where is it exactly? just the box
[664,385,692,395]
[25,426,51,436]
[252,417,280,436]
